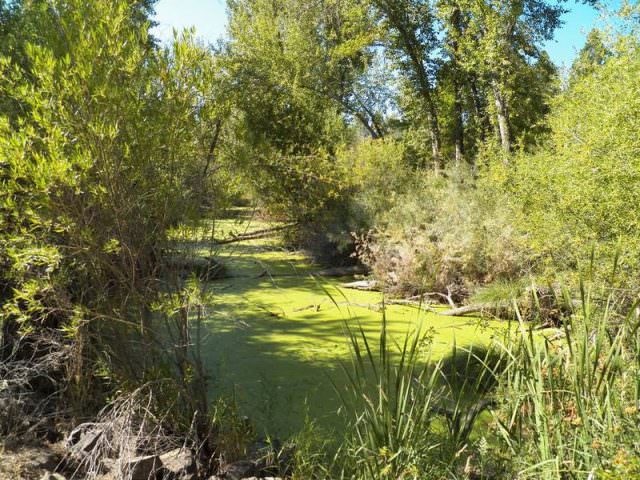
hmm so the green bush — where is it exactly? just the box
[493,41,640,289]
[491,281,640,478]
[285,138,412,263]
[0,0,224,415]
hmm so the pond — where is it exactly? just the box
[173,214,505,438]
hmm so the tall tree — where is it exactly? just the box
[373,0,443,167]
[455,0,567,153]
[438,0,467,164]
[225,0,351,220]
[569,28,612,83]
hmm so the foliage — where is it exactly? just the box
[341,139,413,225]
[358,167,531,298]
[495,39,640,288]
[353,24,640,300]
[0,0,227,426]
[333,308,509,479]
[224,0,365,221]
[327,273,640,479]
[492,280,640,478]
[336,315,443,479]
[293,138,412,261]
[2,1,640,479]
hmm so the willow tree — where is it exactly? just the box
[0,0,225,415]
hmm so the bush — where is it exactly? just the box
[287,138,412,264]
[358,168,531,299]
[0,0,224,425]
[355,40,640,301]
[494,41,640,290]
[491,281,640,478]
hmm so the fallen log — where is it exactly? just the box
[377,299,491,317]
[214,223,297,245]
[340,279,379,291]
[437,304,487,316]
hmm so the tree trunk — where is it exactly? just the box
[453,80,465,166]
[383,6,442,169]
[427,105,443,170]
[492,81,511,153]
[469,77,488,144]
[450,7,466,167]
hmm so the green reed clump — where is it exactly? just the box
[333,305,504,479]
[494,281,640,479]
[335,310,442,479]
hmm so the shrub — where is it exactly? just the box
[495,41,640,290]
[0,0,224,424]
[492,281,640,478]
[359,168,532,299]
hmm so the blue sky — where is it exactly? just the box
[152,0,606,67]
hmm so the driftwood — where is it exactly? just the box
[404,288,458,308]
[437,304,487,316]
[340,280,379,291]
[252,265,369,280]
[374,298,489,317]
[214,224,297,245]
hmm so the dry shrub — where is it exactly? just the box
[67,384,193,480]
[357,169,532,300]
[0,329,71,442]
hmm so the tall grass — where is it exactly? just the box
[330,276,640,479]
[336,311,441,479]
[334,307,503,479]
[494,281,640,478]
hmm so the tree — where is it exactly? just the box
[569,28,612,83]
[0,0,225,413]
[225,0,354,221]
[373,0,444,167]
[438,0,467,164]
[505,40,640,279]
[453,0,567,153]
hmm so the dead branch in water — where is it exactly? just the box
[348,298,488,317]
[213,224,298,245]
[340,280,379,291]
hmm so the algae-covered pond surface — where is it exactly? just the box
[176,215,506,438]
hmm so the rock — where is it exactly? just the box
[221,460,257,480]
[66,422,98,447]
[66,422,104,457]
[158,448,195,479]
[39,473,67,480]
[117,454,160,480]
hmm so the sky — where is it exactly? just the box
[152,0,607,68]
